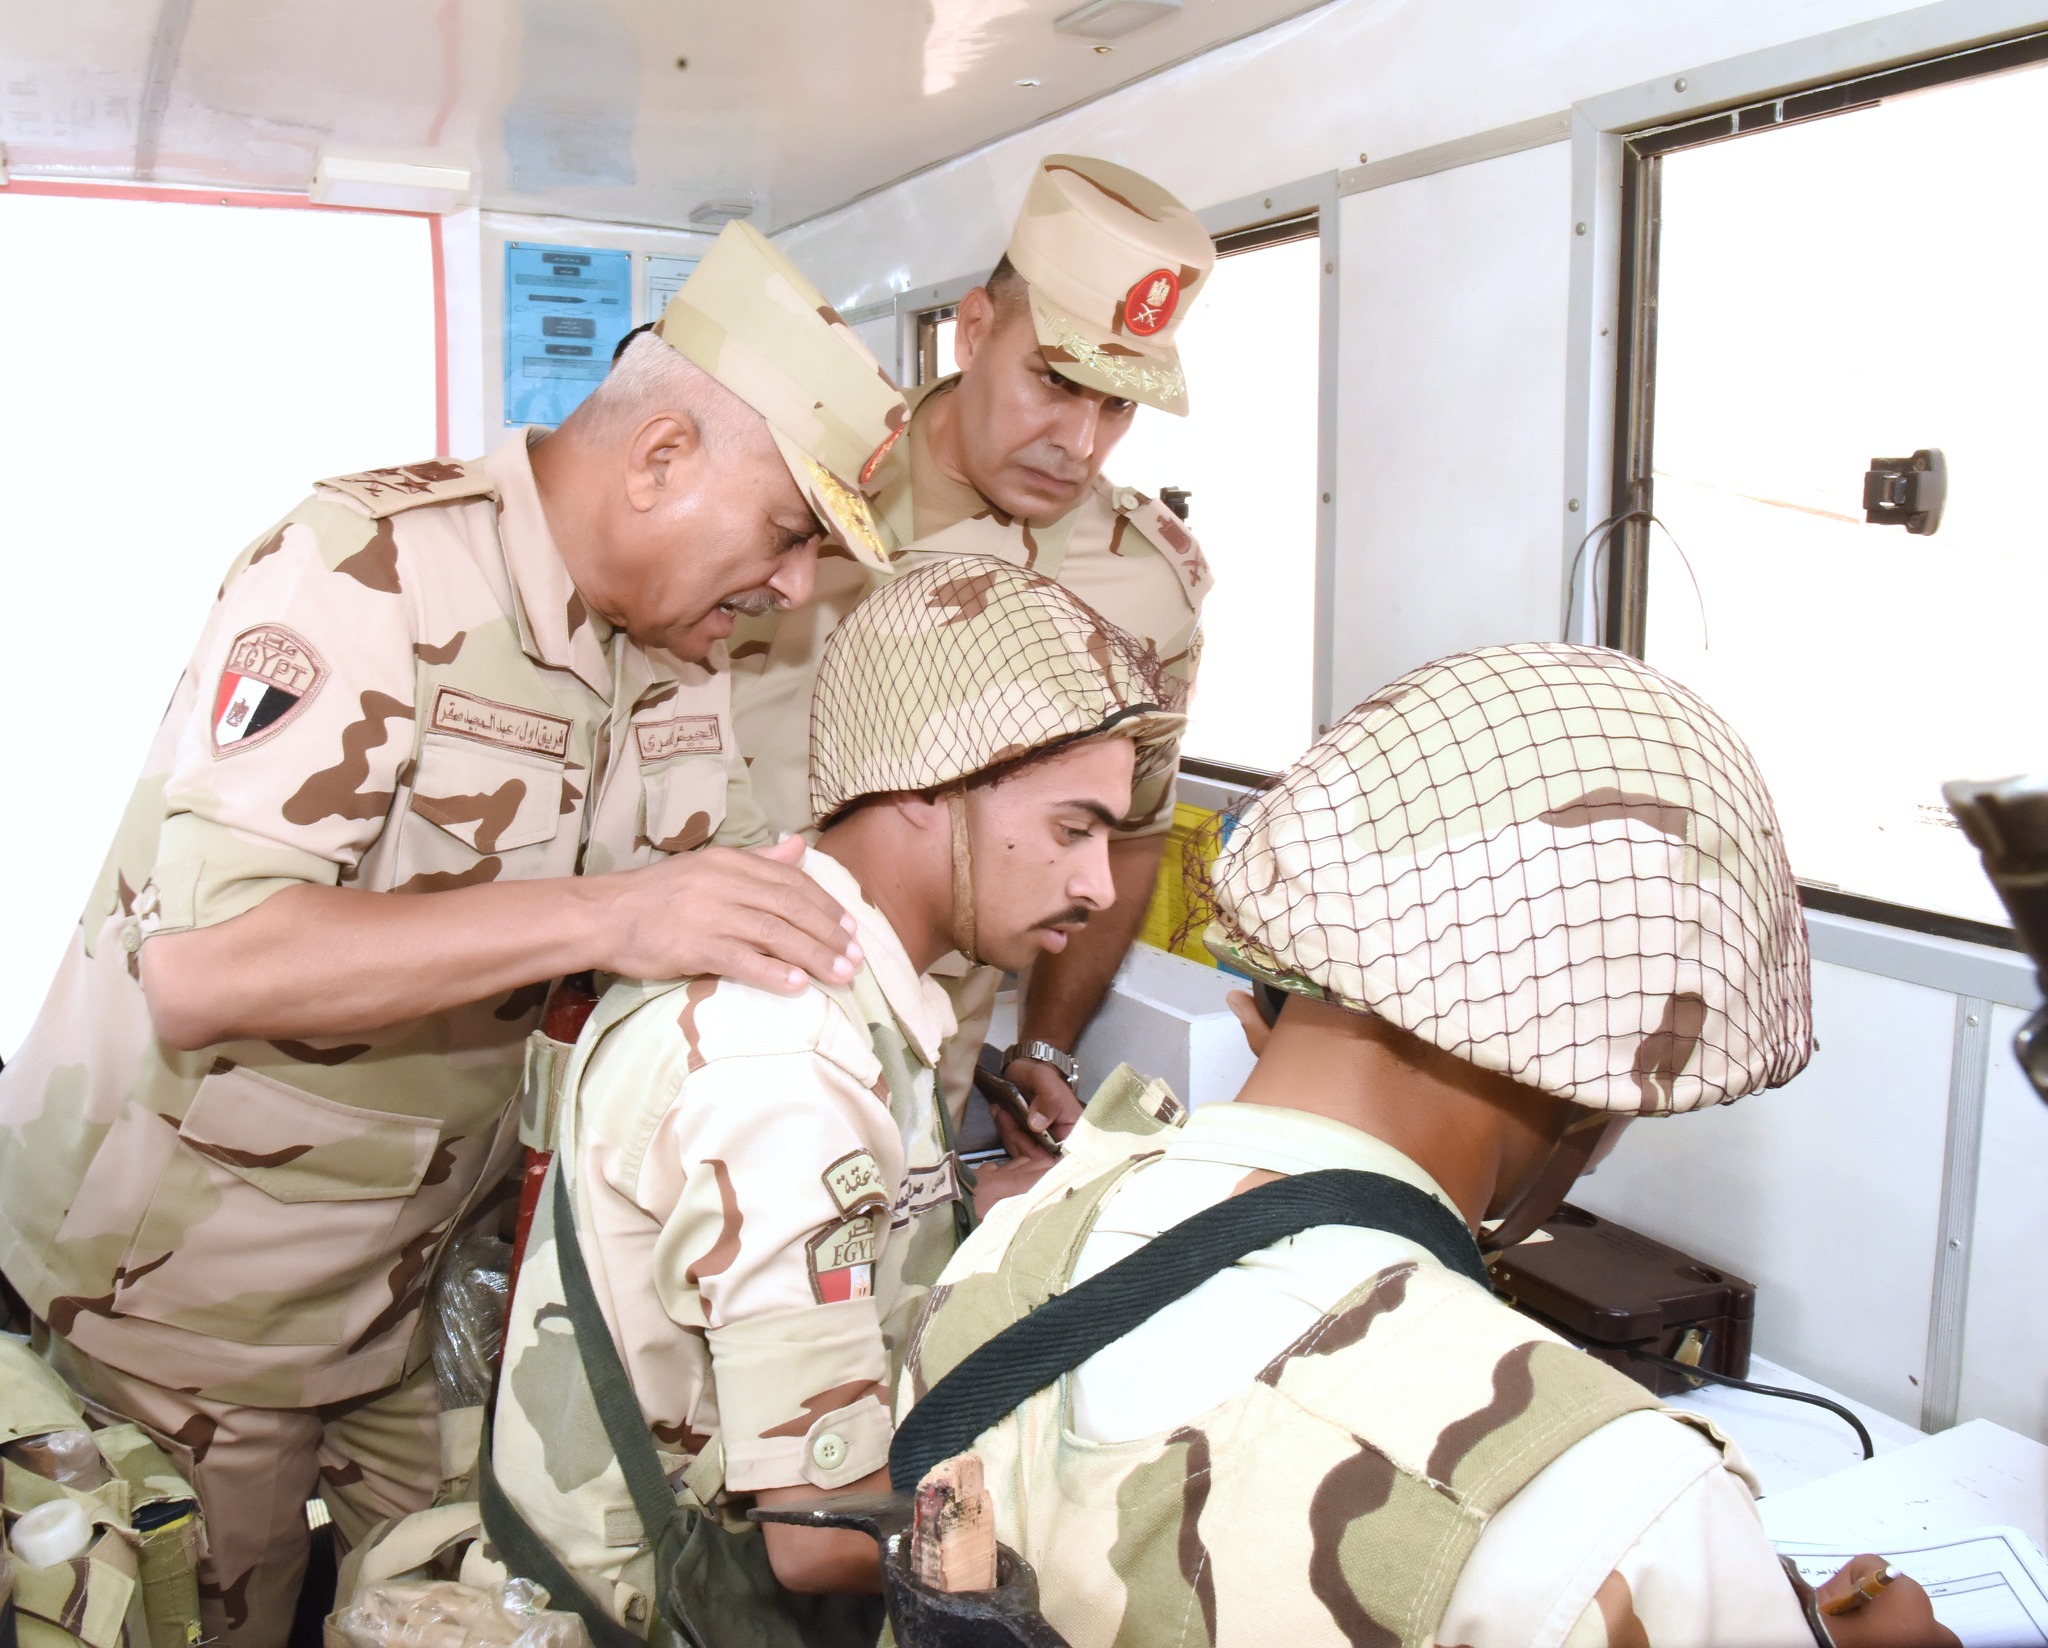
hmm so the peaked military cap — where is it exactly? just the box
[1006,154,1215,416]
[655,221,907,568]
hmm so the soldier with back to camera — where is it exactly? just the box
[895,643,1958,1648]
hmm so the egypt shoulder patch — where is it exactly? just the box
[822,1150,888,1215]
[807,1213,879,1304]
[316,459,497,518]
[212,625,326,756]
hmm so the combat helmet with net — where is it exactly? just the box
[1205,643,1812,1238]
[812,557,1183,960]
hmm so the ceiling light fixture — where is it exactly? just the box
[1015,77,1041,87]
[689,199,754,227]
[1052,0,1180,41]
[310,150,474,213]
[1094,43,1114,53]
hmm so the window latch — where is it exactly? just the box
[1862,448,1946,535]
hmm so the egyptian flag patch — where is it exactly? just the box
[806,1213,878,1305]
[212,625,326,756]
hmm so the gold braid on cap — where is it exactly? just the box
[800,454,892,565]
[1040,313,1186,403]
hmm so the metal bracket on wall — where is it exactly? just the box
[1922,994,1993,1432]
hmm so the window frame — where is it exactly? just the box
[1564,5,2048,949]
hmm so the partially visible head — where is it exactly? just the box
[1209,644,1813,1231]
[538,221,906,663]
[944,156,1213,523]
[811,558,1182,970]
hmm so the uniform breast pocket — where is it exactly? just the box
[639,754,729,855]
[112,1065,441,1346]
[392,733,567,890]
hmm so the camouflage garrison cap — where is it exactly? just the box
[809,557,1184,823]
[1206,644,1812,1114]
[655,221,907,568]
[1006,154,1215,416]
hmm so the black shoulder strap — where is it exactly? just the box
[890,1168,1486,1490]
[478,1162,687,1648]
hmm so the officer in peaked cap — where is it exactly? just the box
[729,153,1219,1180]
[0,220,901,1648]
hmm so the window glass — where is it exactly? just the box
[0,193,438,1055]
[1111,231,1321,772]
[918,309,958,383]
[1642,64,2048,928]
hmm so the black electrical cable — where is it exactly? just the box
[1626,1347,1875,1460]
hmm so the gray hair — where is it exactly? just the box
[564,330,769,454]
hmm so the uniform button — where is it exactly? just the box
[1112,486,1142,513]
[812,1432,848,1471]
[120,923,142,954]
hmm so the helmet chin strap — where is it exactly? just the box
[946,785,980,966]
[1480,1108,1617,1256]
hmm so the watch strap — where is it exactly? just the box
[1005,1039,1079,1086]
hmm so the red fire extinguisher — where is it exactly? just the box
[507,972,599,1291]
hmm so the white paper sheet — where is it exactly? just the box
[1777,1527,2048,1647]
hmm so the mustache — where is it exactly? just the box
[1039,906,1092,930]
[718,589,779,617]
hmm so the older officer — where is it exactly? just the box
[0,221,901,1648]
[898,645,1954,1648]
[729,153,1217,1148]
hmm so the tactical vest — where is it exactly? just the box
[0,1338,204,1648]
[900,1079,1669,1648]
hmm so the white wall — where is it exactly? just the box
[1333,143,1574,701]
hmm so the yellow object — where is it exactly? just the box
[1139,802,1223,965]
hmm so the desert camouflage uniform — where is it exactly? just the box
[489,847,958,1626]
[484,560,1180,1630]
[898,1077,1815,1648]
[731,152,1216,1118]
[0,220,902,1648]
[896,644,1821,1647]
[0,435,749,1640]
[731,386,1206,1120]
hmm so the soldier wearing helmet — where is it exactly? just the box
[729,152,1218,1160]
[895,644,1956,1648]
[477,559,1180,1638]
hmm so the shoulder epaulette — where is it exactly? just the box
[1102,480,1211,606]
[315,458,497,518]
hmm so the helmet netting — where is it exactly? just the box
[1206,643,1811,1113]
[810,557,1183,824]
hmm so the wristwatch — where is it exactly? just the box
[1004,1039,1080,1089]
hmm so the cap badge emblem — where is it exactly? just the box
[1122,268,1181,337]
[859,423,904,489]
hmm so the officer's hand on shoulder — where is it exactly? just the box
[594,834,860,994]
[1811,1557,1959,1648]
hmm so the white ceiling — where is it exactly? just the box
[0,0,1330,231]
